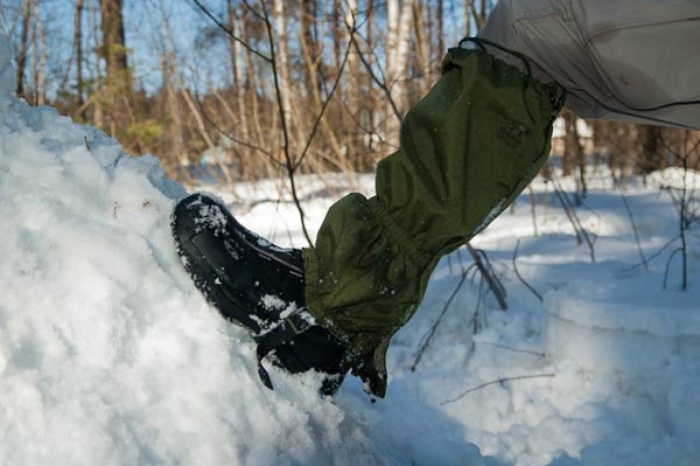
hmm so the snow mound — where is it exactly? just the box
[0,99,373,465]
[545,272,700,448]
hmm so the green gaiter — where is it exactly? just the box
[303,48,565,397]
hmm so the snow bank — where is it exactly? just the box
[0,98,375,465]
[546,275,700,449]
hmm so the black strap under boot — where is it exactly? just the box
[255,313,346,396]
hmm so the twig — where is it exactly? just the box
[615,181,648,270]
[528,185,538,237]
[466,243,508,311]
[191,85,282,168]
[293,18,356,171]
[411,271,468,372]
[239,0,266,22]
[189,0,270,63]
[663,247,684,290]
[346,24,403,123]
[551,177,597,262]
[658,130,697,290]
[512,239,543,302]
[623,234,681,272]
[479,341,545,358]
[441,374,556,405]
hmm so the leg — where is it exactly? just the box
[304,48,564,397]
[478,0,700,129]
[173,48,563,398]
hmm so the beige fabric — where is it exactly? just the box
[477,0,700,129]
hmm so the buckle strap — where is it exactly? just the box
[255,312,313,390]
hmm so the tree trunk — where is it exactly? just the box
[345,0,361,169]
[243,15,263,150]
[159,4,184,172]
[562,110,576,177]
[641,126,664,174]
[30,0,46,105]
[88,0,104,128]
[297,0,345,170]
[99,0,129,135]
[273,0,293,149]
[227,0,249,143]
[463,0,472,38]
[99,0,128,86]
[413,1,429,97]
[385,0,414,143]
[16,0,32,98]
[437,0,444,59]
[363,0,378,165]
[74,0,85,117]
[273,0,291,118]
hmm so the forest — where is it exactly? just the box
[2,0,698,189]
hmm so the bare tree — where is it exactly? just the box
[15,0,32,97]
[74,0,85,117]
[99,0,129,135]
[385,0,414,141]
[29,0,45,105]
[462,0,472,37]
[227,0,249,145]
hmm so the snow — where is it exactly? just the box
[1,82,699,464]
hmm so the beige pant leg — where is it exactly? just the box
[477,0,700,129]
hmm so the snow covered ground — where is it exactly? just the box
[1,70,699,465]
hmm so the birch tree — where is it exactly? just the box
[74,0,85,116]
[385,0,414,142]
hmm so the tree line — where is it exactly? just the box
[2,0,698,186]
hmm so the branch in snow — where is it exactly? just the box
[441,374,556,405]
[512,239,543,303]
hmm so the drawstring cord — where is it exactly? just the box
[459,36,542,123]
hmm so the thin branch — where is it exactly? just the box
[337,93,399,152]
[441,374,556,405]
[411,271,469,372]
[190,84,282,167]
[551,176,597,262]
[615,181,648,270]
[240,0,266,23]
[293,18,357,171]
[466,243,508,311]
[479,341,545,358]
[346,25,403,123]
[528,185,539,237]
[189,0,271,63]
[623,234,681,272]
[663,247,684,290]
[512,239,543,302]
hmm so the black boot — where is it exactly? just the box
[172,194,346,395]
